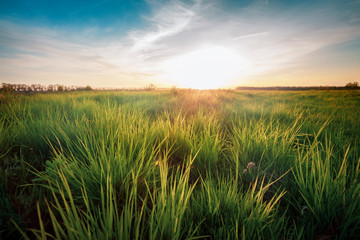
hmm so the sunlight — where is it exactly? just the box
[162,45,250,89]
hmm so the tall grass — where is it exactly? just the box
[1,90,359,239]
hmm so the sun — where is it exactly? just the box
[162,45,249,89]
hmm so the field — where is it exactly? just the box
[1,90,360,239]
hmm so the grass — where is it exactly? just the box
[0,89,359,239]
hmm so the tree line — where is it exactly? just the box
[0,83,92,93]
[236,82,359,91]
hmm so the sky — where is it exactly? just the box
[0,0,359,89]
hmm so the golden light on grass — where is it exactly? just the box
[162,45,250,89]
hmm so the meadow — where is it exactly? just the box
[1,89,359,239]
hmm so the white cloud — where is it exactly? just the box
[130,1,196,52]
[233,32,269,41]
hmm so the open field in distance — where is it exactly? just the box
[1,89,360,239]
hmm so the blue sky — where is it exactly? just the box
[0,0,149,27]
[0,0,359,88]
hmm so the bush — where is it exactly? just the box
[345,81,359,89]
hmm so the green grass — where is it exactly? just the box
[1,89,359,239]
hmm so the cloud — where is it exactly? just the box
[129,1,196,51]
[0,22,121,86]
[233,32,269,41]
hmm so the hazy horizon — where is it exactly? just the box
[1,0,360,89]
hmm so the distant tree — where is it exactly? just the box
[30,84,44,92]
[58,85,64,91]
[85,85,93,91]
[345,81,359,89]
[47,84,55,92]
[16,84,29,92]
[0,83,15,94]
[145,83,156,91]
